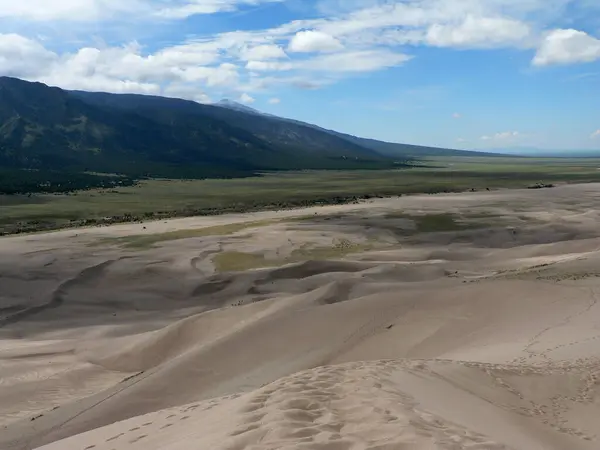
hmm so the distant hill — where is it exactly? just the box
[481,147,600,158]
[215,105,494,159]
[0,76,498,184]
[334,134,498,158]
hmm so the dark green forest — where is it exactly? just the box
[0,169,136,195]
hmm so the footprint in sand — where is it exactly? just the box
[129,435,148,444]
[106,433,124,442]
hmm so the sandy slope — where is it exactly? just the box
[2,184,600,449]
[35,360,598,450]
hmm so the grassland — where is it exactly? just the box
[3,156,600,235]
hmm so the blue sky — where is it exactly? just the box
[1,0,599,151]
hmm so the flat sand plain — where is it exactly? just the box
[3,184,600,449]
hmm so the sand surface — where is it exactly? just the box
[3,184,600,449]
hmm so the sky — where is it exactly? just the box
[0,0,599,151]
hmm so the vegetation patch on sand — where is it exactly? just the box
[212,251,270,272]
[213,238,373,272]
[290,238,372,260]
[95,219,281,249]
[412,213,470,232]
[535,271,600,282]
[385,212,495,233]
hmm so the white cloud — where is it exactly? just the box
[154,0,283,19]
[174,63,240,87]
[0,0,285,21]
[2,0,600,104]
[163,83,211,103]
[452,112,461,119]
[301,1,538,49]
[288,30,344,53]
[246,60,294,71]
[245,49,411,73]
[0,0,144,21]
[268,97,281,104]
[303,50,412,72]
[239,92,255,103]
[241,44,287,61]
[0,34,57,77]
[481,131,519,141]
[154,42,221,67]
[591,130,600,139]
[0,35,239,98]
[533,29,600,66]
[241,74,333,91]
[426,15,531,48]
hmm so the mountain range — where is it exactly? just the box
[0,76,491,180]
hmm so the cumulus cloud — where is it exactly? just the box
[591,130,600,139]
[0,30,411,101]
[1,0,599,103]
[533,29,600,66]
[0,34,57,77]
[288,30,344,53]
[239,92,255,103]
[0,35,236,97]
[268,97,281,104]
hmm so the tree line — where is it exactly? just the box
[0,169,136,195]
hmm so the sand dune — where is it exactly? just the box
[34,360,598,450]
[2,184,600,449]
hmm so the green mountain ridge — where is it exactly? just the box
[0,76,493,184]
[69,90,387,162]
